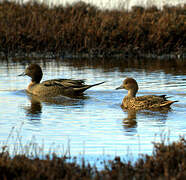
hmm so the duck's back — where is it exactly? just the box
[122,95,176,110]
[27,79,104,97]
[27,79,84,96]
[43,79,85,88]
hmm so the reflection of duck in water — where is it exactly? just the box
[19,64,104,97]
[24,93,85,119]
[116,77,178,110]
[123,110,137,129]
[25,95,42,115]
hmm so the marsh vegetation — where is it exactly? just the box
[1,136,186,179]
[0,0,185,58]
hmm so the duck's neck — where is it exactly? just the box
[27,81,37,91]
[127,89,137,98]
[32,76,42,84]
[31,81,38,85]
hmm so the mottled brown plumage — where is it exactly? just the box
[19,64,104,97]
[116,77,177,110]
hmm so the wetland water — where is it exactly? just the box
[0,58,185,167]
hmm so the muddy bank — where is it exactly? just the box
[0,1,185,59]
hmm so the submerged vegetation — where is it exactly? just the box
[0,0,185,58]
[0,136,186,179]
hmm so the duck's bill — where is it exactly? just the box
[18,72,26,76]
[115,85,124,90]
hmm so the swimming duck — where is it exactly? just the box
[116,77,177,110]
[19,64,104,97]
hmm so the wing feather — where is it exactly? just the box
[42,79,85,88]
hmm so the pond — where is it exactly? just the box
[0,58,185,168]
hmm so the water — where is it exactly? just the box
[0,58,185,167]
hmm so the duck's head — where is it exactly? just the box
[116,77,139,97]
[19,64,43,83]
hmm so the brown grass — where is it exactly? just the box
[0,0,185,58]
[0,136,186,179]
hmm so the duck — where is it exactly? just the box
[19,64,104,97]
[116,77,177,110]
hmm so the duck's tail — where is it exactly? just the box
[160,100,178,108]
[74,81,105,93]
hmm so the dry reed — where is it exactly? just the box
[0,136,186,179]
[0,0,185,58]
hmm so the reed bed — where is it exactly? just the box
[0,136,186,179]
[0,0,185,58]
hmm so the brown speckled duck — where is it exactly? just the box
[116,77,177,110]
[19,64,104,97]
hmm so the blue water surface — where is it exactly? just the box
[0,59,185,168]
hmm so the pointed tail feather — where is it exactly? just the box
[160,100,178,108]
[88,81,105,88]
[73,81,105,93]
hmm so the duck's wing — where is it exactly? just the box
[135,95,165,101]
[134,95,177,109]
[42,79,85,88]
[42,79,104,94]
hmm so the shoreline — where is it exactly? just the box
[1,50,185,61]
[0,136,185,179]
